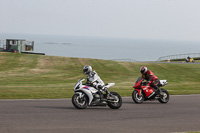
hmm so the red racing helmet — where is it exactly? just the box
[140,66,147,74]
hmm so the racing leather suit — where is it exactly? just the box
[142,70,160,93]
[86,71,105,90]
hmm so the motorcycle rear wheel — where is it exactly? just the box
[158,89,169,103]
[132,90,144,104]
[107,92,122,109]
[72,93,88,109]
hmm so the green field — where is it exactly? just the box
[0,52,200,99]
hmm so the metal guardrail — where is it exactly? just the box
[157,53,200,61]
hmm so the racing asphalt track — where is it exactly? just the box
[0,95,200,133]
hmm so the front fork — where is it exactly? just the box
[135,89,142,96]
[76,92,85,102]
[76,92,84,98]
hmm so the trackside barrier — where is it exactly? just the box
[157,53,200,61]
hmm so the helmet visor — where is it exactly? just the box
[83,68,88,74]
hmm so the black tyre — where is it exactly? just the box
[107,92,122,109]
[158,89,170,103]
[132,90,144,104]
[72,93,88,109]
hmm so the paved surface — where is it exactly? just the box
[0,95,200,133]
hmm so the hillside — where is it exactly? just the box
[0,52,200,99]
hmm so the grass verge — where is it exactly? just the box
[0,52,200,99]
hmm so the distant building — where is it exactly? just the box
[5,39,34,53]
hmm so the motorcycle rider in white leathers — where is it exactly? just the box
[83,65,105,91]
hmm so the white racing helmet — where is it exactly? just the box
[83,65,92,75]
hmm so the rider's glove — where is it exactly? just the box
[97,85,104,92]
[97,85,103,89]
[147,81,151,85]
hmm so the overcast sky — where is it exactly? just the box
[0,0,200,41]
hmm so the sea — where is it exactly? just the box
[0,33,200,61]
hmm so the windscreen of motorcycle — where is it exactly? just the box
[135,77,143,83]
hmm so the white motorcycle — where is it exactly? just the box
[72,79,122,109]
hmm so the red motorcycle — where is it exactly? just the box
[132,77,169,104]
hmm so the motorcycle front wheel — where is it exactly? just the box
[158,89,170,103]
[107,92,122,109]
[72,93,88,109]
[132,90,144,104]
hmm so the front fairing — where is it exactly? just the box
[133,77,144,88]
[133,77,155,99]
[74,79,98,94]
[73,79,99,105]
[81,86,98,93]
[74,79,85,91]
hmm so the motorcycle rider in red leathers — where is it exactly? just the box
[140,66,162,95]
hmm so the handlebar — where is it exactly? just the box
[141,81,150,86]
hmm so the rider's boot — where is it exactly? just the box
[97,89,106,105]
[155,86,162,96]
